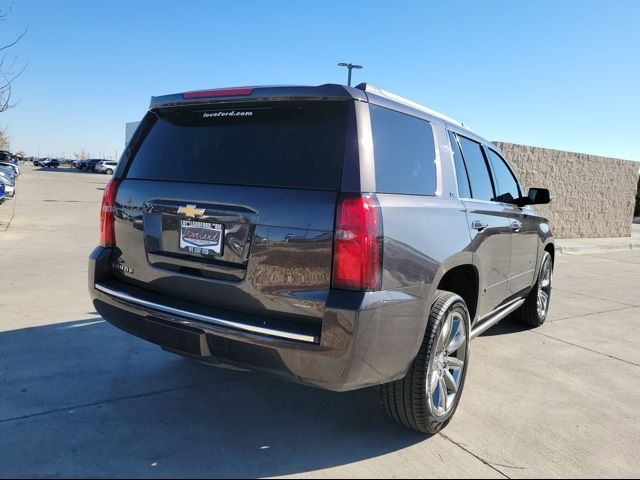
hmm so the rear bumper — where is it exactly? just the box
[89,246,430,392]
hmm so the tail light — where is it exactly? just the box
[99,179,120,247]
[332,194,382,291]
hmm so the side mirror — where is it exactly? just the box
[515,188,551,207]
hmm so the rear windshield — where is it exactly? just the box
[125,101,351,190]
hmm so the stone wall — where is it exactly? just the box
[494,142,639,239]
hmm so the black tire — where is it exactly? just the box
[106,168,113,175]
[380,290,471,434]
[512,251,553,327]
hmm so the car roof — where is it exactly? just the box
[354,83,466,128]
[148,83,497,149]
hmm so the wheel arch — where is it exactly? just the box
[544,241,555,266]
[432,261,480,322]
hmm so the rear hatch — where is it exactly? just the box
[110,99,355,327]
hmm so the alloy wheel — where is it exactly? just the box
[427,311,467,418]
[537,256,552,320]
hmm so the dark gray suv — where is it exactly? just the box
[89,83,554,433]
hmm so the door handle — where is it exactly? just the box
[511,220,523,231]
[471,220,488,231]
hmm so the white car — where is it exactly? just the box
[95,161,118,175]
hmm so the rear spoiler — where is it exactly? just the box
[150,84,368,109]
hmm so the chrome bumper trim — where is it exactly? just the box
[95,283,317,343]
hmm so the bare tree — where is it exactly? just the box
[0,5,27,112]
[73,149,91,161]
[0,127,8,150]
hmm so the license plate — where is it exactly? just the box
[179,220,223,256]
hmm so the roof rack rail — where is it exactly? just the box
[355,83,467,129]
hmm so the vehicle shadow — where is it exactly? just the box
[479,317,531,337]
[0,320,427,477]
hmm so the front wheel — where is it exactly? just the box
[513,251,553,327]
[380,291,470,434]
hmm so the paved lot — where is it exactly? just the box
[1,165,639,478]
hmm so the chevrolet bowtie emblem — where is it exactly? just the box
[177,204,206,218]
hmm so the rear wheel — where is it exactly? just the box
[106,168,113,175]
[380,291,470,434]
[513,251,553,327]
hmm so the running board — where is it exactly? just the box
[470,298,526,339]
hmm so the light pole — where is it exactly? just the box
[338,62,363,87]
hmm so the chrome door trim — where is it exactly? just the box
[508,268,535,281]
[485,279,508,290]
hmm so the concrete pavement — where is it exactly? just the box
[1,165,639,478]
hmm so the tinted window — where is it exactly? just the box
[458,136,494,201]
[486,149,520,203]
[126,102,350,190]
[370,105,436,195]
[448,131,471,199]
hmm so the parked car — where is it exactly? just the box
[41,159,60,168]
[0,166,16,182]
[0,151,14,164]
[89,84,554,434]
[96,161,118,175]
[77,159,103,171]
[85,159,106,172]
[0,184,5,204]
[0,174,14,198]
[0,161,19,176]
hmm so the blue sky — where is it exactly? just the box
[1,0,639,161]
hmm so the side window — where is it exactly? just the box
[486,149,520,204]
[370,104,437,195]
[448,131,471,198]
[457,136,494,201]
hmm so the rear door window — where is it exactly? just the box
[457,136,495,201]
[370,105,437,195]
[125,101,351,190]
